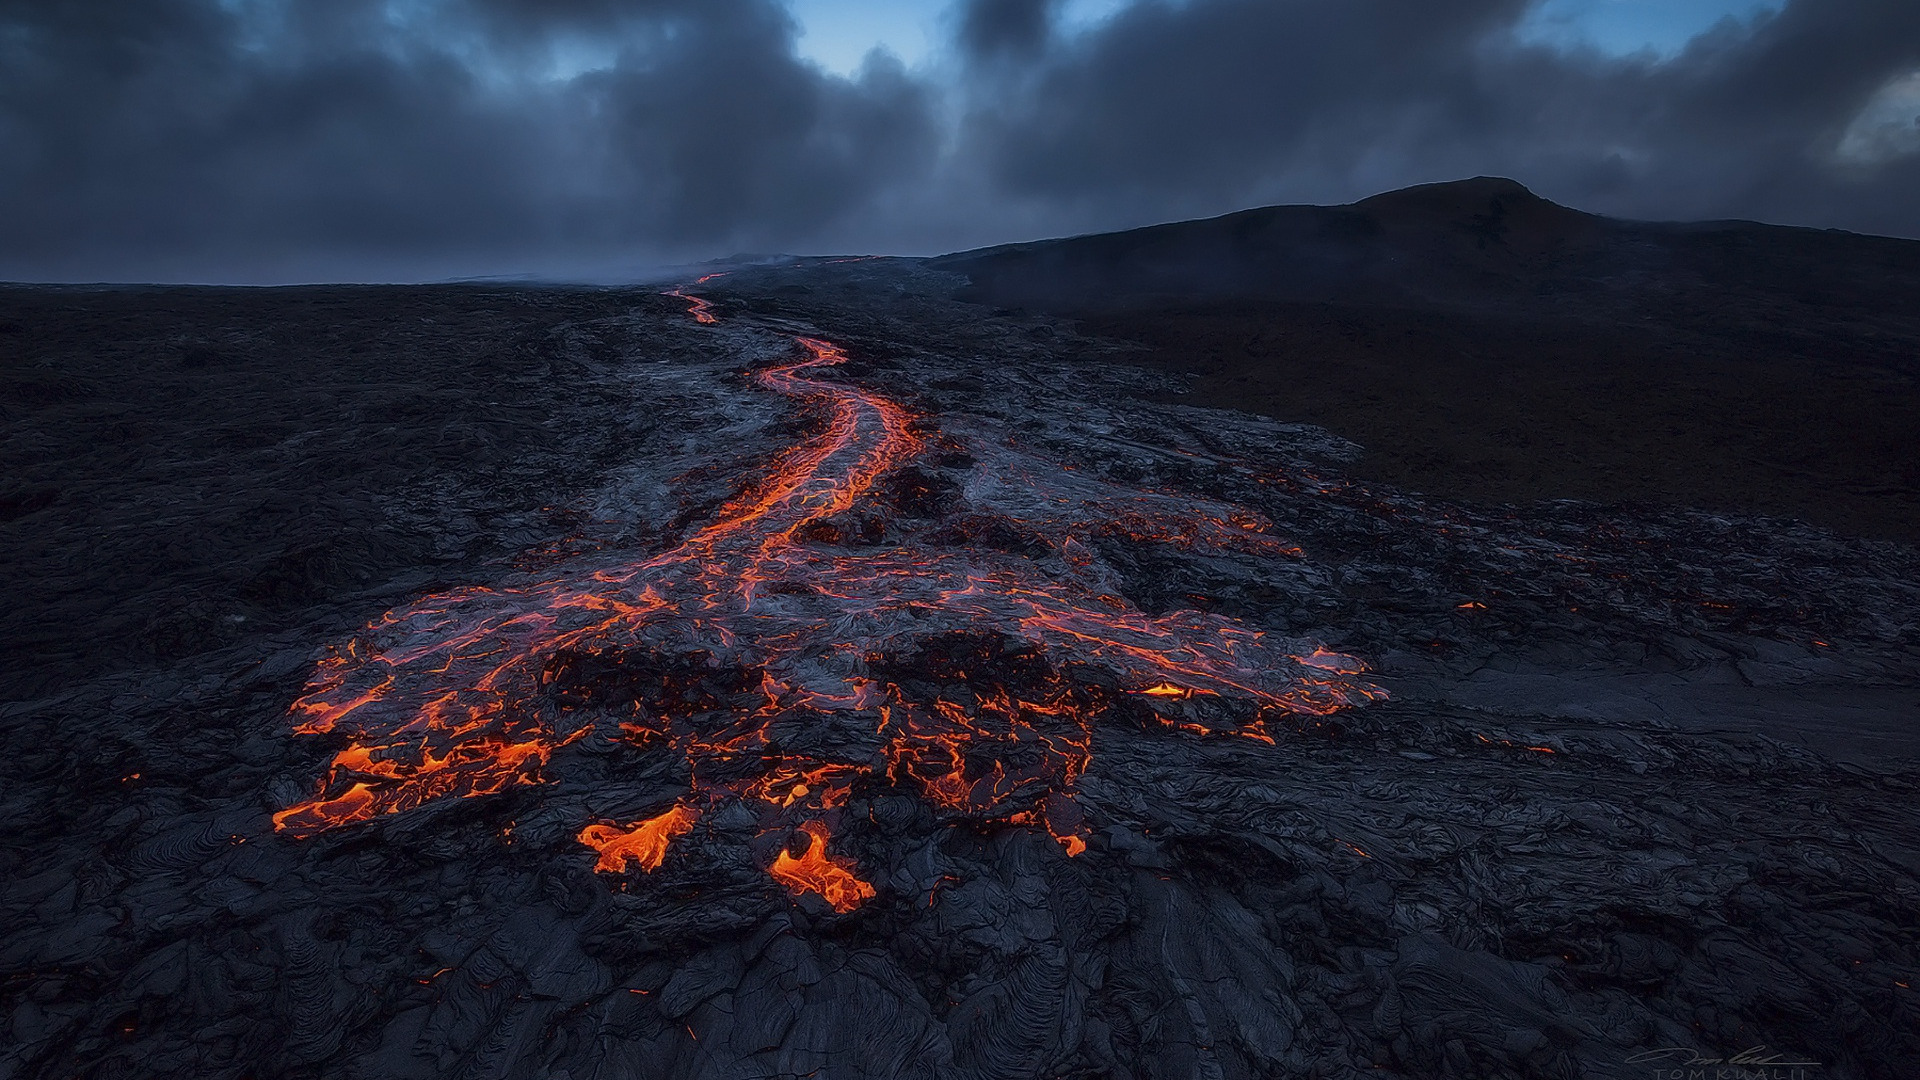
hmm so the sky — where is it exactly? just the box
[787,0,1784,74]
[1,0,1917,282]
[790,0,1132,74]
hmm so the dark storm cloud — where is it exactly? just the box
[0,0,1917,280]
[956,0,1060,61]
[0,0,936,280]
[952,0,1920,240]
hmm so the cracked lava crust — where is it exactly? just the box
[270,287,1383,912]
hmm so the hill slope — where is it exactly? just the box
[934,179,1920,541]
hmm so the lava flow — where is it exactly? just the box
[272,284,1384,911]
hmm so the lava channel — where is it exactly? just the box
[271,283,1385,911]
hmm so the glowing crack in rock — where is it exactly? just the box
[272,284,1385,910]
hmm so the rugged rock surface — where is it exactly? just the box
[3,261,1917,1079]
[937,178,1920,542]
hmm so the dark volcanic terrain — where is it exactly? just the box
[939,177,1920,542]
[4,206,1920,1080]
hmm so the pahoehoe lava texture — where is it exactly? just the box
[3,261,1919,1079]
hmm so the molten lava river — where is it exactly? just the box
[272,285,1384,912]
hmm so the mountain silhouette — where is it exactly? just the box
[936,178,1920,540]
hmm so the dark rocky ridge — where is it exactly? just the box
[936,177,1920,315]
[1,256,1916,1079]
[935,177,1920,542]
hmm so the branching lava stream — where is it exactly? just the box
[273,287,1384,911]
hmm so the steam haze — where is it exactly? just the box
[2,0,1917,281]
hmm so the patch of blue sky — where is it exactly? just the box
[787,0,1133,76]
[1515,0,1785,56]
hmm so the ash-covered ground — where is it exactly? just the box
[3,261,1918,1080]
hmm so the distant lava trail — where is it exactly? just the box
[273,286,1383,910]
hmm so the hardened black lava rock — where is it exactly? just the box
[3,264,1917,1080]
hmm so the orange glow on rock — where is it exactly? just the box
[269,284,1385,911]
[768,821,875,912]
[272,781,376,836]
[667,286,719,324]
[578,804,700,874]
[1042,793,1089,856]
[1297,648,1369,675]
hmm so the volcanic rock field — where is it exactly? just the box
[3,254,1918,1079]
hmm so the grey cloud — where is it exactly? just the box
[956,0,1532,212]
[952,0,1920,240]
[1,0,1917,281]
[957,0,1061,61]
[575,13,934,246]
[0,0,938,281]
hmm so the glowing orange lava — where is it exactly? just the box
[271,282,1384,910]
[768,821,876,913]
[578,804,701,874]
